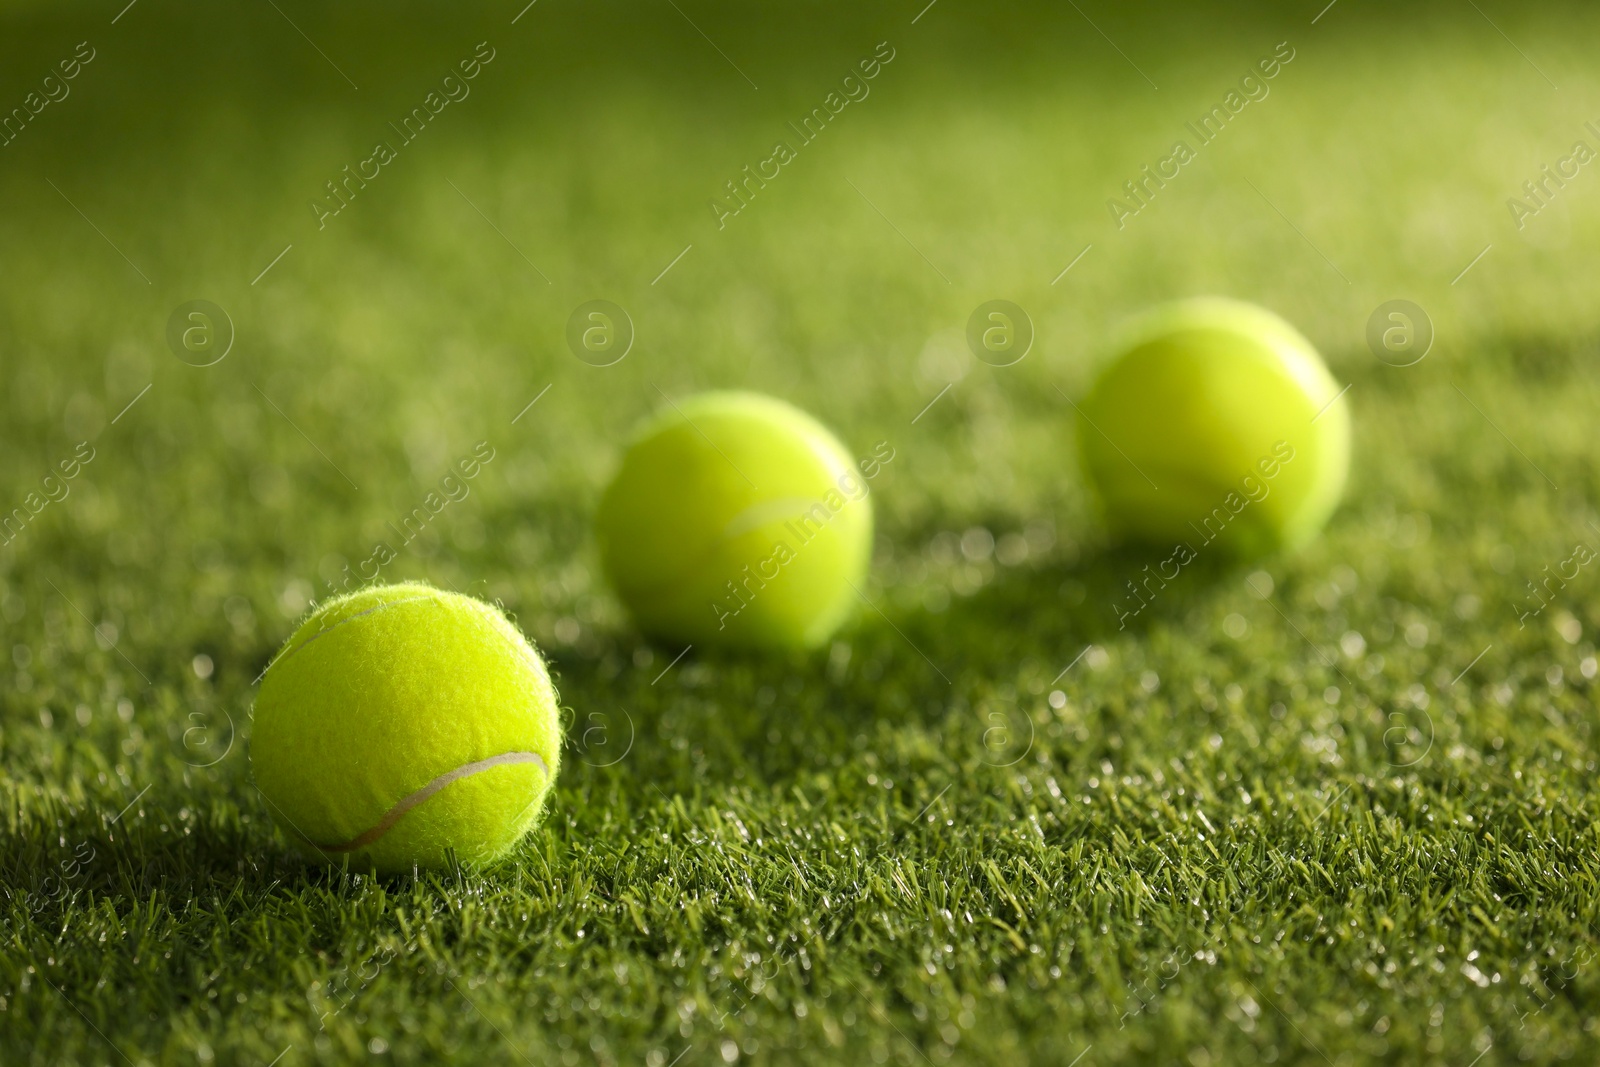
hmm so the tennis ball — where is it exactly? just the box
[596,390,874,648]
[250,582,561,874]
[1077,298,1350,557]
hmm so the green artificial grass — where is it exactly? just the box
[2,1,1600,1063]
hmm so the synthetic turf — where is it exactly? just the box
[1,2,1598,1064]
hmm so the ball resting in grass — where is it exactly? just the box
[250,582,562,874]
[1077,298,1351,557]
[596,390,873,649]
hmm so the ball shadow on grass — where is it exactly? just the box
[547,538,1258,805]
[911,539,1251,664]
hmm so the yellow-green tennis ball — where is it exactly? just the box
[250,582,562,874]
[1078,298,1350,557]
[596,390,873,648]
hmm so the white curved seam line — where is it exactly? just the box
[270,594,437,672]
[720,496,829,539]
[312,750,550,854]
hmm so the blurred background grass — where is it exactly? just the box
[2,1,1600,1064]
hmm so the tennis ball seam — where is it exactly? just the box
[266,592,438,673]
[253,581,564,872]
[271,589,552,699]
[302,750,551,855]
[596,391,872,647]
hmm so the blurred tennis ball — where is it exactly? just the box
[1077,298,1350,557]
[596,390,873,648]
[251,582,562,874]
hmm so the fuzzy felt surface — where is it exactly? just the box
[1078,298,1351,557]
[251,583,562,873]
[596,391,874,648]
